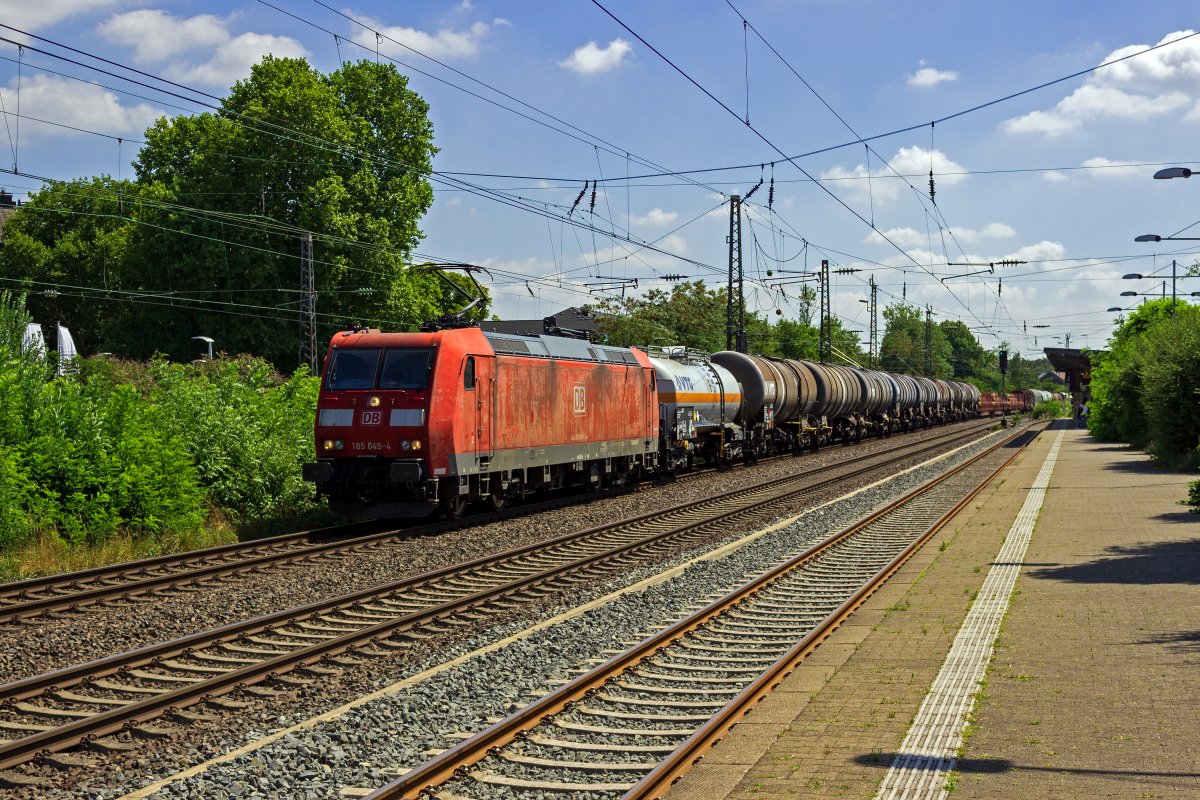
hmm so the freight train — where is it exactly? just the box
[978,388,1060,416]
[302,327,990,519]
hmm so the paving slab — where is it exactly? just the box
[665,424,1198,800]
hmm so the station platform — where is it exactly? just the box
[666,422,1200,800]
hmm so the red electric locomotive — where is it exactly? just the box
[302,327,659,518]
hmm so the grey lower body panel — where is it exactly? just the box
[447,438,656,476]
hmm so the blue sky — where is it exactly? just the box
[2,1,1199,357]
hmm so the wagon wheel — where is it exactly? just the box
[441,494,468,519]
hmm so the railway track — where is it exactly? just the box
[0,418,1003,773]
[0,419,993,626]
[362,424,1041,800]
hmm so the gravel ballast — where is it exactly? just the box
[1,423,1025,800]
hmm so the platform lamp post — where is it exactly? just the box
[1131,233,1200,316]
[1119,281,1167,307]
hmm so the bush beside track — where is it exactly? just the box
[1086,298,1200,510]
[1,294,325,578]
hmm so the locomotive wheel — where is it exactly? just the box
[488,488,509,511]
[441,494,468,519]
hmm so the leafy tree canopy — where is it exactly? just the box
[0,177,138,353]
[2,57,478,369]
[594,280,865,364]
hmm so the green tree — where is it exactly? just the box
[0,177,138,352]
[112,56,448,366]
[773,319,818,360]
[880,303,951,376]
[1088,298,1200,466]
[939,320,990,381]
[596,281,730,352]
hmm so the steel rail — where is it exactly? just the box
[360,424,1040,799]
[0,419,1001,772]
[624,425,1041,799]
[0,420,993,624]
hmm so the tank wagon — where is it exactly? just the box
[710,353,978,451]
[304,328,983,518]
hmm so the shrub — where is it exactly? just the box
[1031,399,1070,419]
[0,292,321,556]
[148,356,320,520]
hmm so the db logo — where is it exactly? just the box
[573,385,586,414]
[361,410,382,426]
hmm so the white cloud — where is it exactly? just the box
[1006,240,1067,264]
[981,222,1017,239]
[0,74,161,138]
[865,227,926,249]
[629,208,678,227]
[1043,170,1069,183]
[822,146,966,204]
[908,66,957,88]
[99,10,228,63]
[1080,156,1146,178]
[559,39,632,75]
[660,234,688,254]
[166,33,308,88]
[2,0,123,32]
[1003,30,1200,136]
[954,223,1017,243]
[97,10,307,88]
[351,17,505,60]
[865,222,1011,248]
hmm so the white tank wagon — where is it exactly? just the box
[649,353,744,470]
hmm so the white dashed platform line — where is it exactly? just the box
[875,430,1064,800]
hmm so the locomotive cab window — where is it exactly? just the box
[379,348,434,390]
[463,356,476,390]
[326,348,380,390]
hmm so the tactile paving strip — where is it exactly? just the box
[875,430,1065,800]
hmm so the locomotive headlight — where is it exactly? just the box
[412,440,422,450]
[401,440,412,450]
[322,439,335,451]
[368,395,382,407]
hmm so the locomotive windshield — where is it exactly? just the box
[326,347,434,391]
[379,348,434,390]
[326,348,381,390]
